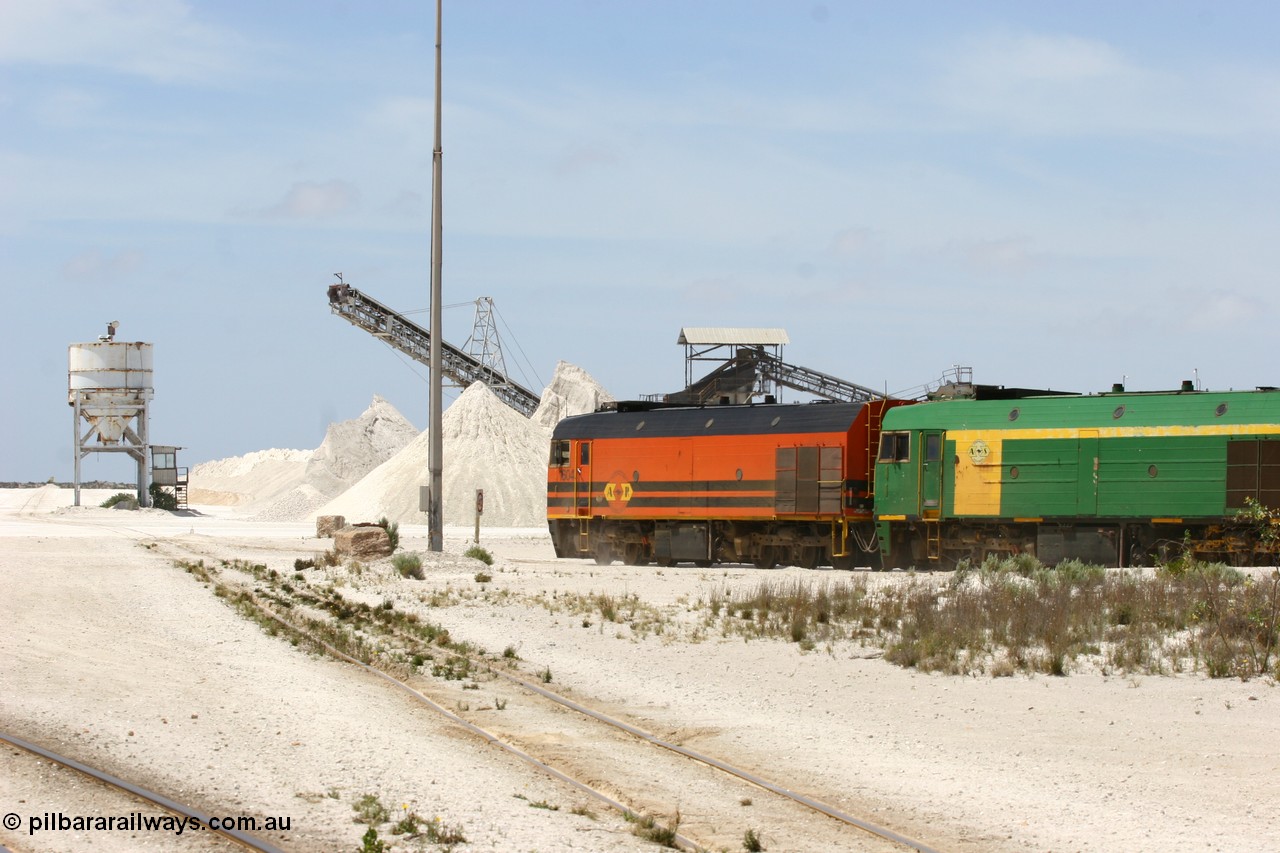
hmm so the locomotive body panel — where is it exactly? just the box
[876,389,1280,567]
[547,399,906,567]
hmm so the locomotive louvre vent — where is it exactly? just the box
[770,416,782,426]
[1113,405,1126,419]
[635,420,645,431]
[1008,407,1020,421]
[1216,403,1228,417]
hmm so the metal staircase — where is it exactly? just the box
[327,281,540,417]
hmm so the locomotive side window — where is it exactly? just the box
[579,443,591,465]
[878,431,910,463]
[924,433,942,462]
[550,440,571,467]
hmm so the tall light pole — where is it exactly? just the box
[427,0,444,552]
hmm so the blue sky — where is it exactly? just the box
[4,1,1279,482]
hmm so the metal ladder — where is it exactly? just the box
[924,519,941,561]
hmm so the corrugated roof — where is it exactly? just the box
[678,327,790,345]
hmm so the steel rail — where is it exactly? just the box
[0,731,286,853]
[254,607,705,851]
[254,597,941,853]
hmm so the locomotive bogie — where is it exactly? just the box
[548,516,881,569]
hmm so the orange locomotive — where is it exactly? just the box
[547,399,908,568]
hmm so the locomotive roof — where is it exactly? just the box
[883,386,1280,431]
[552,400,865,439]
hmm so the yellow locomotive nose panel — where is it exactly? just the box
[950,432,1003,516]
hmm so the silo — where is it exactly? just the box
[68,334,155,507]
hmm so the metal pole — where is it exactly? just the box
[427,0,444,552]
[73,394,81,507]
[138,393,150,508]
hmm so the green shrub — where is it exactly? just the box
[465,545,493,565]
[360,827,386,853]
[392,552,424,580]
[352,793,389,825]
[148,482,177,511]
[100,492,135,508]
[376,516,400,552]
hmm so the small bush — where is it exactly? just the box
[392,552,424,580]
[294,557,315,570]
[376,516,400,552]
[352,793,389,825]
[360,827,386,853]
[148,482,177,511]
[391,811,423,835]
[475,571,493,584]
[465,545,493,565]
[744,827,765,852]
[100,492,135,508]
[424,816,467,846]
[625,811,680,847]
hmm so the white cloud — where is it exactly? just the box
[956,236,1042,275]
[936,30,1280,138]
[62,247,144,280]
[381,190,425,219]
[827,227,880,259]
[0,0,252,83]
[552,142,620,176]
[254,181,361,219]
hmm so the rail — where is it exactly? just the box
[0,730,286,853]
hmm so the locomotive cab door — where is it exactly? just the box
[919,431,945,518]
[573,440,593,517]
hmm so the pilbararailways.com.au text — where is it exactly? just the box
[6,810,291,836]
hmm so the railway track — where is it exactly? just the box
[0,731,285,853]
[7,514,946,852]
[216,560,943,853]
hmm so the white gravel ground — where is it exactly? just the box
[2,486,1279,853]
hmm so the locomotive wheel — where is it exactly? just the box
[753,547,779,570]
[796,546,821,570]
[622,543,648,566]
[593,544,614,566]
[655,557,674,568]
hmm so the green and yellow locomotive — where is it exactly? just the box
[874,384,1280,568]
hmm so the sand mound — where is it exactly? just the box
[532,360,613,429]
[188,396,418,518]
[313,382,550,527]
[188,448,311,507]
[192,363,611,528]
